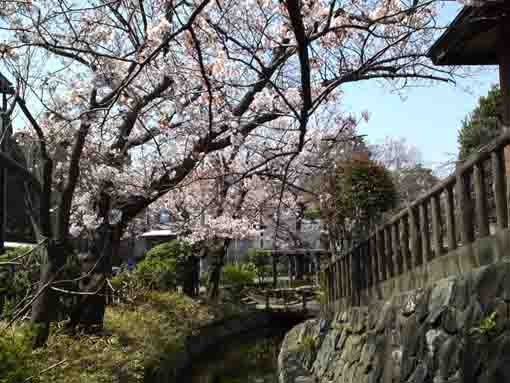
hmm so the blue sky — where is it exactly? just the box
[340,2,500,171]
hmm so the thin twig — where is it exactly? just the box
[24,359,68,382]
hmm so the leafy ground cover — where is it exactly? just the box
[1,291,244,383]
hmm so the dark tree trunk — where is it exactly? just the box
[207,240,229,301]
[31,240,66,347]
[69,222,113,331]
[182,256,195,297]
[183,255,200,298]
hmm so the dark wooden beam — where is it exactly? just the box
[499,21,510,126]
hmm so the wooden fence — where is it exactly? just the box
[323,131,510,308]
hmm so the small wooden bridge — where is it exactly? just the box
[238,284,321,317]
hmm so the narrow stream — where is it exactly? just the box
[188,328,287,383]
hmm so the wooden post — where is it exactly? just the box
[366,240,373,288]
[350,251,357,306]
[361,243,368,290]
[499,21,510,197]
[0,114,5,254]
[272,255,278,289]
[385,226,394,278]
[340,256,349,298]
[492,148,508,229]
[315,254,321,286]
[445,185,457,251]
[392,221,402,275]
[409,206,422,268]
[499,22,510,127]
[400,215,411,272]
[346,254,351,300]
[370,235,379,285]
[341,256,347,300]
[377,229,387,281]
[354,247,362,306]
[456,166,474,245]
[419,201,432,261]
[431,193,444,257]
[328,266,333,306]
[325,268,330,307]
[288,255,293,288]
[336,260,342,300]
[473,162,489,238]
[331,261,340,302]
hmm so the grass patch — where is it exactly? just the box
[2,291,241,383]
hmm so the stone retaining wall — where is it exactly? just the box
[279,260,510,383]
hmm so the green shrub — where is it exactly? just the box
[1,245,83,319]
[0,328,34,383]
[144,240,192,262]
[0,247,35,319]
[133,256,178,290]
[470,311,498,338]
[247,248,271,284]
[113,240,193,295]
[138,240,194,290]
[222,263,255,288]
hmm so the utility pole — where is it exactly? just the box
[0,112,4,254]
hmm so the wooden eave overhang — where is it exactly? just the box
[428,3,510,66]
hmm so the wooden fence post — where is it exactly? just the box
[419,201,432,261]
[392,221,402,275]
[366,240,373,288]
[335,259,341,300]
[272,255,278,289]
[473,162,489,237]
[385,226,394,278]
[377,229,387,281]
[352,248,361,306]
[456,166,474,245]
[492,148,508,229]
[445,186,457,251]
[400,215,411,272]
[324,268,330,308]
[333,260,339,301]
[431,193,444,257]
[370,235,379,285]
[361,243,368,290]
[346,254,352,300]
[409,206,422,268]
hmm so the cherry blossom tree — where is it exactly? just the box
[0,0,455,344]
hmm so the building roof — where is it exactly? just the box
[428,3,510,66]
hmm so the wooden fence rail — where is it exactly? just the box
[323,131,510,308]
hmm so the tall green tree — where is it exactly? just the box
[321,155,397,253]
[458,85,502,160]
